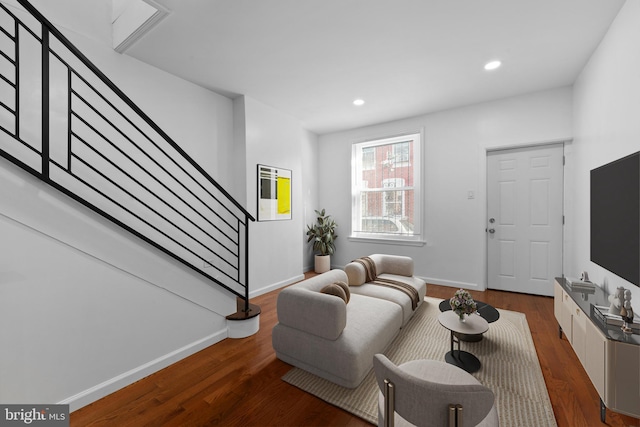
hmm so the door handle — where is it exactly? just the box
[488,228,495,234]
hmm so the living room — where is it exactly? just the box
[1,0,639,425]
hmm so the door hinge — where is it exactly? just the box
[563,215,565,225]
[563,155,566,166]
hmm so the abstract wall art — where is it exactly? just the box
[257,164,291,221]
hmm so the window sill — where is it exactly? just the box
[348,235,426,247]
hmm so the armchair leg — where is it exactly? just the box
[383,379,395,427]
[448,404,463,427]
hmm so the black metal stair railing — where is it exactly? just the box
[0,0,255,311]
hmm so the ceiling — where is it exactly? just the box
[123,0,625,135]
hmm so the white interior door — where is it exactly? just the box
[487,144,564,296]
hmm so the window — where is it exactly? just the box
[351,133,422,242]
[362,147,375,170]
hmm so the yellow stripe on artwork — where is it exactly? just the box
[277,176,291,215]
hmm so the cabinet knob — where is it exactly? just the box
[576,309,580,316]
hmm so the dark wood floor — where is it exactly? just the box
[71,276,640,426]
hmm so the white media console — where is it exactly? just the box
[554,278,640,422]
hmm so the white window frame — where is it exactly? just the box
[350,132,424,245]
[382,178,405,217]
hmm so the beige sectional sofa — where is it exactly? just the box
[272,255,426,388]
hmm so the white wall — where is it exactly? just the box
[0,0,239,410]
[318,87,573,290]
[302,126,320,272]
[572,0,640,301]
[241,96,313,295]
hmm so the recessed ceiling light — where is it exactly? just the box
[353,99,365,106]
[484,60,502,71]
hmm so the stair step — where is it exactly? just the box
[226,297,261,321]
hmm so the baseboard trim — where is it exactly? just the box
[249,273,305,298]
[61,330,227,412]
[420,276,484,291]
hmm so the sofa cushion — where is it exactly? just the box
[273,293,403,388]
[345,261,367,286]
[321,283,349,304]
[371,253,414,276]
[335,280,350,302]
[350,273,426,325]
[345,254,415,286]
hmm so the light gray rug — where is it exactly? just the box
[282,297,557,426]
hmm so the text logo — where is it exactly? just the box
[0,405,69,426]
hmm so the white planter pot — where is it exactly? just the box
[314,255,331,273]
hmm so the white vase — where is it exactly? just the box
[314,255,331,273]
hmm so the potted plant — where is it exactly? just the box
[306,208,338,273]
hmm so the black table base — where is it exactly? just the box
[444,350,482,373]
[438,299,500,342]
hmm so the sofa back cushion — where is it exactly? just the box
[346,254,415,286]
[370,254,414,276]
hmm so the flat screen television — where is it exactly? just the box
[590,151,640,287]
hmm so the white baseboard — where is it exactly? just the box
[420,276,484,291]
[249,273,305,298]
[61,329,227,412]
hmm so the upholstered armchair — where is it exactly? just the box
[373,354,499,427]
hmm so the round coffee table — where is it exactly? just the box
[437,311,489,373]
[438,299,500,342]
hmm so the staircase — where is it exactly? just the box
[0,1,258,320]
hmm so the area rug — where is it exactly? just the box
[282,297,557,426]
